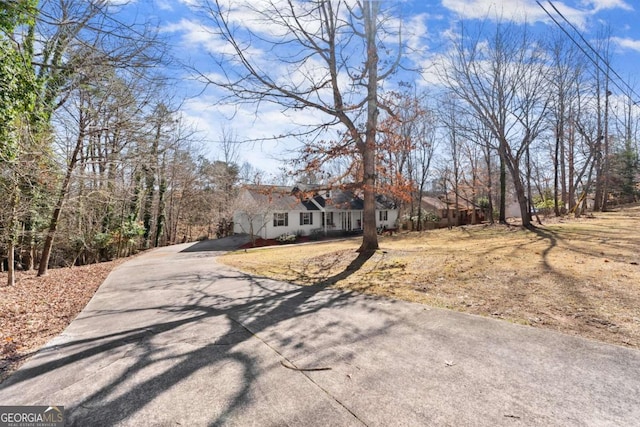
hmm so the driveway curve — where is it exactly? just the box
[1,238,639,426]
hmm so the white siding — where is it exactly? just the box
[264,211,321,239]
[233,212,268,239]
[375,209,398,228]
[235,208,400,238]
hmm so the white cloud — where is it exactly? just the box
[611,36,640,52]
[442,0,546,22]
[442,0,589,29]
[415,47,456,88]
[177,0,200,7]
[442,0,636,31]
[581,0,633,12]
[179,99,286,169]
[406,13,430,52]
[207,0,323,39]
[155,0,173,11]
[162,18,264,58]
[163,19,215,47]
[179,89,335,173]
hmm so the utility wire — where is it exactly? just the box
[537,0,640,104]
[546,0,640,103]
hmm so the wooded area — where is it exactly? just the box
[0,0,242,285]
[2,0,639,286]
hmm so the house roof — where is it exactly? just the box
[325,189,364,210]
[421,196,448,210]
[421,195,481,211]
[375,194,396,210]
[239,185,396,212]
[241,186,308,211]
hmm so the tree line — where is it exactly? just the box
[369,22,639,231]
[199,0,639,249]
[0,0,246,285]
[2,1,639,285]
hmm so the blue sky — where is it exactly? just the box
[116,0,640,176]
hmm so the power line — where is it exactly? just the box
[537,0,640,104]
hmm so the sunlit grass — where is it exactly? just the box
[219,205,640,348]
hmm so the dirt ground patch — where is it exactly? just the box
[220,205,640,349]
[0,258,129,383]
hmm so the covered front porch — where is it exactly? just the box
[321,210,363,234]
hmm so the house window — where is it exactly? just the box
[322,212,335,226]
[379,210,388,221]
[300,212,313,225]
[273,213,288,227]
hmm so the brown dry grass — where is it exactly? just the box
[219,204,640,349]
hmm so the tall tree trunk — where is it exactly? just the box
[487,156,494,224]
[593,76,604,212]
[358,0,380,253]
[554,124,561,216]
[142,165,156,248]
[452,129,460,226]
[499,144,507,224]
[154,176,167,247]
[484,138,495,224]
[27,225,35,271]
[502,141,531,228]
[143,113,162,248]
[526,143,540,225]
[38,116,85,276]
[513,171,531,228]
[6,192,19,286]
[560,116,567,214]
[601,86,611,211]
[7,240,15,287]
[129,170,143,220]
[568,118,576,211]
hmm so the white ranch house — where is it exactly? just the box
[233,185,398,240]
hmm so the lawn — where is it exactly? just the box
[219,205,640,349]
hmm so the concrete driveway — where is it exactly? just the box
[1,238,639,426]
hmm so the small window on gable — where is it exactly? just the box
[379,210,388,221]
[300,212,313,225]
[274,212,288,227]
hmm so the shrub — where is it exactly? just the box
[403,211,441,223]
[276,233,297,243]
[309,228,324,240]
[534,197,555,215]
[423,211,441,223]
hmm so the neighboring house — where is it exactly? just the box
[233,185,398,240]
[420,196,450,222]
[418,195,485,228]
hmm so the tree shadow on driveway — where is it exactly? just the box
[0,248,378,426]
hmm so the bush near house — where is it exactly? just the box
[276,233,297,244]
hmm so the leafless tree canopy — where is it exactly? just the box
[197,0,406,251]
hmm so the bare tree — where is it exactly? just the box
[591,29,613,212]
[232,188,275,247]
[440,96,463,226]
[545,33,583,216]
[408,94,437,231]
[440,22,550,228]
[34,0,166,275]
[198,0,406,252]
[164,144,200,244]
